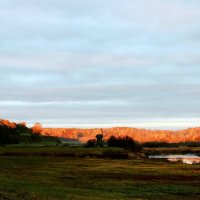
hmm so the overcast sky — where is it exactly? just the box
[1,0,200,129]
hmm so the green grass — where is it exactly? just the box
[0,147,199,200]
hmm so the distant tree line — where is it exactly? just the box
[42,127,200,143]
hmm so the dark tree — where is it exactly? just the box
[86,139,96,147]
[0,120,20,145]
[107,136,142,152]
[32,122,43,135]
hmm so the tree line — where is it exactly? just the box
[0,119,42,145]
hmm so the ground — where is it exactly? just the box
[0,147,199,200]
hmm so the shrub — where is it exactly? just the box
[86,139,96,147]
[107,136,142,152]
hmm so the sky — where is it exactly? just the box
[1,0,200,129]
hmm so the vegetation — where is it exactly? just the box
[0,119,29,145]
[0,119,60,146]
[1,118,200,199]
[142,141,200,148]
[144,146,200,156]
[0,146,144,159]
[0,146,199,200]
[107,136,142,152]
[42,127,200,143]
[86,139,96,147]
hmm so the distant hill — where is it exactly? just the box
[42,127,200,143]
[2,118,200,144]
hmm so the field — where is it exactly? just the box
[0,147,200,200]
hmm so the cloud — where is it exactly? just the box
[0,0,200,128]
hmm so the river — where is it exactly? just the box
[149,154,200,164]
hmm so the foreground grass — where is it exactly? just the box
[0,147,199,200]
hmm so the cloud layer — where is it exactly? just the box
[1,0,200,128]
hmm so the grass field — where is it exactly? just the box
[0,147,199,200]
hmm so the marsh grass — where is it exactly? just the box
[0,147,199,199]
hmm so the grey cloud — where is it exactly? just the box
[1,0,200,128]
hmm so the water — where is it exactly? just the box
[149,154,200,164]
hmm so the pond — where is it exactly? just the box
[149,154,200,164]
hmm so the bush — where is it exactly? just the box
[107,136,142,152]
[86,139,96,147]
[0,126,20,145]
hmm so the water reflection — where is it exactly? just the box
[149,154,200,164]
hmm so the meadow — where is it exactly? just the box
[0,146,200,200]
